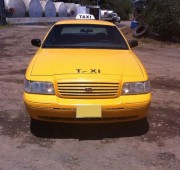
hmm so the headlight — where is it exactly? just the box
[24,79,55,95]
[122,80,150,95]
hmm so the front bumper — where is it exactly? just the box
[24,93,151,123]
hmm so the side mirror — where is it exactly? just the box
[31,39,41,47]
[128,39,138,48]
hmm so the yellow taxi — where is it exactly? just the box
[24,14,151,123]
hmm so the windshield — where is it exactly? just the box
[43,24,128,50]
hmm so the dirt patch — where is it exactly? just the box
[8,69,27,75]
[151,77,180,91]
[142,106,180,144]
[121,26,180,48]
[0,25,179,170]
[0,110,29,138]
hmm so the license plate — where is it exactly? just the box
[76,105,102,118]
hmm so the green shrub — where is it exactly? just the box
[145,0,180,39]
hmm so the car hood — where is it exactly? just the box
[31,49,143,77]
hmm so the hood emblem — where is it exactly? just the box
[84,87,93,93]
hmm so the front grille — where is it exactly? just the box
[57,82,120,98]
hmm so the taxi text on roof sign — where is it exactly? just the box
[76,14,95,20]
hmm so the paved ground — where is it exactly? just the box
[0,25,179,170]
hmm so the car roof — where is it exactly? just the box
[55,19,115,26]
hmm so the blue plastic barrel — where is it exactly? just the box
[130,20,138,29]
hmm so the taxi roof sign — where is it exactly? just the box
[76,14,95,20]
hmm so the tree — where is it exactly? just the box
[101,0,132,20]
[73,0,98,5]
[145,0,180,39]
